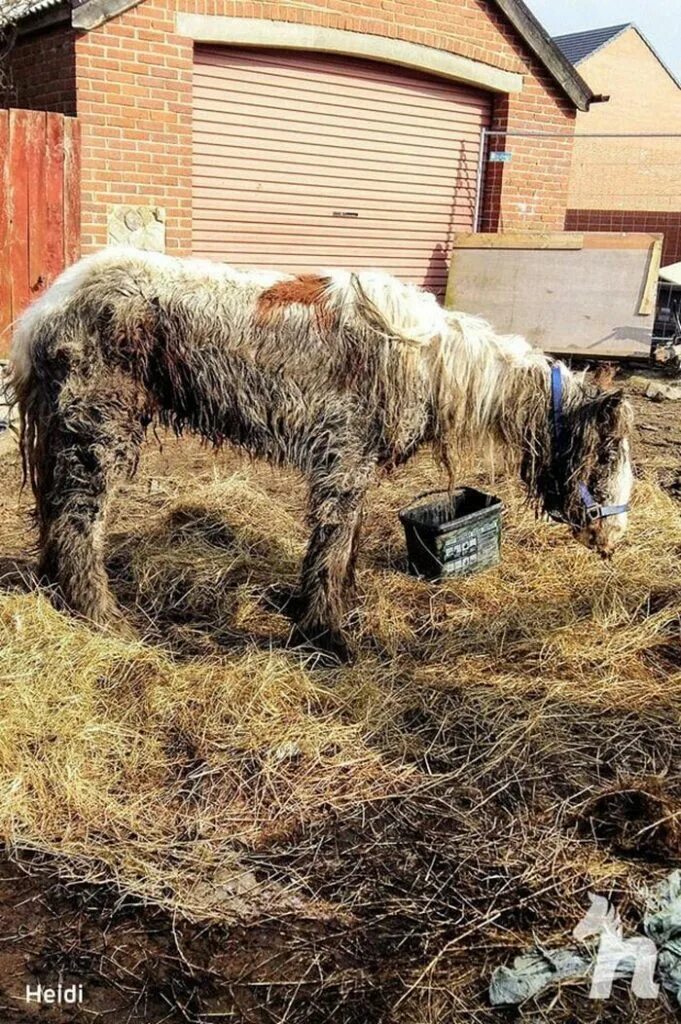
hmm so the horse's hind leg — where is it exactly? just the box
[294,453,375,661]
[37,373,144,624]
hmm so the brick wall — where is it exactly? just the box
[11,0,578,254]
[563,27,681,271]
[481,80,575,232]
[567,27,681,213]
[566,210,681,267]
[8,23,77,115]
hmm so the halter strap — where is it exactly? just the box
[551,364,565,449]
[550,364,629,523]
[578,483,630,522]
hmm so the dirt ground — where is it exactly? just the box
[622,368,681,502]
[0,362,679,1024]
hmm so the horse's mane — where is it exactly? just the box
[315,270,554,445]
[320,270,451,349]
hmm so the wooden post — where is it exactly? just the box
[44,112,66,287]
[8,109,31,322]
[63,117,81,266]
[0,111,11,351]
[27,110,47,297]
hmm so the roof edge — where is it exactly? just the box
[555,22,681,92]
[493,0,595,110]
[4,0,69,33]
[629,23,681,91]
[9,0,597,109]
[16,3,69,35]
[553,23,631,67]
[72,0,143,30]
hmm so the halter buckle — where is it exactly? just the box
[585,503,601,523]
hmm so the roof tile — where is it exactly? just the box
[553,23,630,65]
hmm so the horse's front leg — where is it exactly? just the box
[294,456,374,662]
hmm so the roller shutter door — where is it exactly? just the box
[192,46,491,295]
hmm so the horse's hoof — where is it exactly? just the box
[287,624,354,666]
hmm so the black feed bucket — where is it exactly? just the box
[399,487,503,580]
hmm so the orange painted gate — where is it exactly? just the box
[0,109,80,357]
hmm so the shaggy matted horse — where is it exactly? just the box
[10,248,634,658]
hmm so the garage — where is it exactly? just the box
[191,47,492,295]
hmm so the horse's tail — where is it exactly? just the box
[9,305,57,515]
[9,254,104,512]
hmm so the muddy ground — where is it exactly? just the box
[0,362,679,1024]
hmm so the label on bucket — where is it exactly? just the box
[443,535,479,571]
[436,520,500,577]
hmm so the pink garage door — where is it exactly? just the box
[192,47,491,295]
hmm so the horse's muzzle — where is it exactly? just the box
[573,518,627,558]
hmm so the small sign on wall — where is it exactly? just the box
[108,205,166,251]
[489,151,512,163]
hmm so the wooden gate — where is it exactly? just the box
[0,109,80,357]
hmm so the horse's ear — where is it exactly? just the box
[593,388,631,438]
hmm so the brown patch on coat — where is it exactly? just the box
[256,275,332,328]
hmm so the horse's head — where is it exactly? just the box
[528,366,634,558]
[570,400,633,559]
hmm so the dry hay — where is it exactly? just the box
[0,436,680,1021]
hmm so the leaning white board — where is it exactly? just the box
[446,233,661,359]
[660,260,681,286]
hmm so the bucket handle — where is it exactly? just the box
[401,488,452,575]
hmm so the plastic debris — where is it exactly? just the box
[489,949,589,1006]
[644,871,681,1004]
[490,872,681,1007]
[646,381,681,402]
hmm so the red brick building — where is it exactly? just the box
[7,0,594,293]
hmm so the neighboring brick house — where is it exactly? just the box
[6,0,594,293]
[556,23,681,266]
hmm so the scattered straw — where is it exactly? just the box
[0,437,679,1018]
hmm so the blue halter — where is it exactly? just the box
[550,364,629,523]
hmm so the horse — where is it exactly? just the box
[9,248,634,659]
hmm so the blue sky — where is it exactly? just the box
[526,0,681,80]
